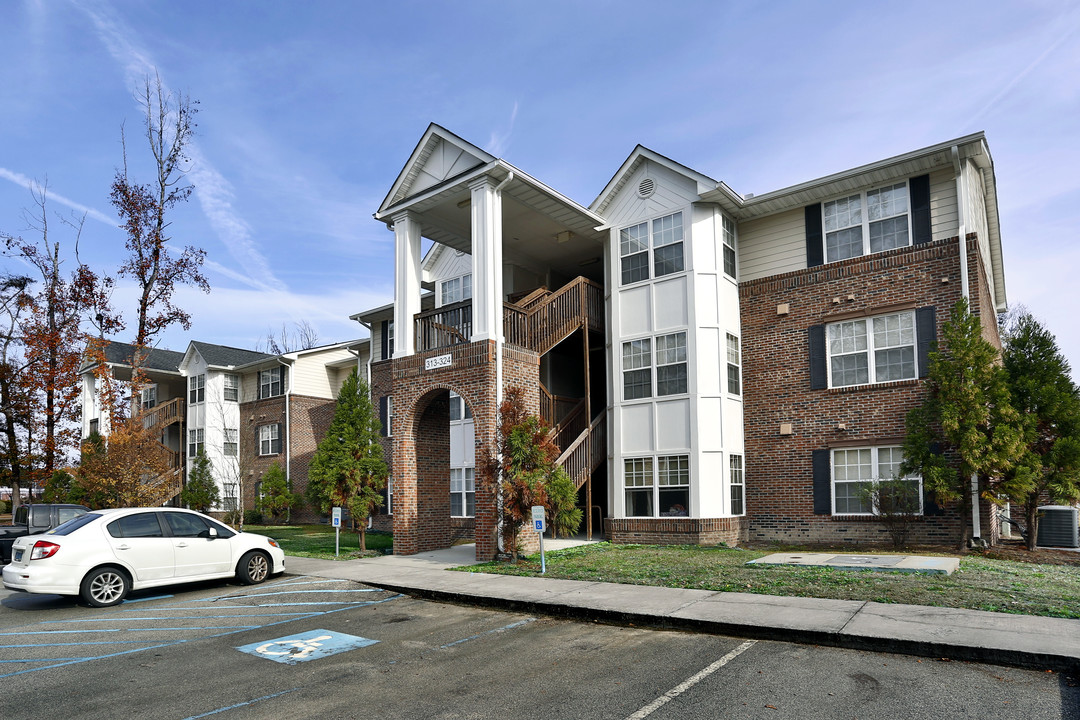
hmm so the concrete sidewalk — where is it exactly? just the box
[284,545,1080,673]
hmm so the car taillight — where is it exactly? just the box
[30,540,60,560]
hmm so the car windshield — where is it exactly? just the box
[48,513,102,536]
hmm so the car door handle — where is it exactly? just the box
[176,542,189,548]
[116,544,130,550]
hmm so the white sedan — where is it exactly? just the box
[2,507,286,607]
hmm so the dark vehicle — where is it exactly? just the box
[0,504,89,563]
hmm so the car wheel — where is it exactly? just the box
[80,567,129,607]
[237,551,270,584]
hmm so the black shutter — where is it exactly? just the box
[275,423,283,455]
[380,320,389,361]
[805,204,824,267]
[909,174,932,245]
[379,396,388,438]
[279,366,287,395]
[808,325,827,389]
[923,485,944,516]
[916,306,936,378]
[812,449,832,515]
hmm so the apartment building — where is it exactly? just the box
[356,124,1005,560]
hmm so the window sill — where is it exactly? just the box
[827,378,921,394]
[830,514,925,522]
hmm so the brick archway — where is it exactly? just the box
[387,340,539,561]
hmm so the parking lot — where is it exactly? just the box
[1,574,1076,719]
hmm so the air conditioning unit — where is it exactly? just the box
[1036,505,1079,548]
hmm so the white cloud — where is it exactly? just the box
[0,168,113,225]
[485,101,519,157]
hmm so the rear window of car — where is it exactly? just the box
[49,512,101,536]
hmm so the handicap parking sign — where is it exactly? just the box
[236,629,377,665]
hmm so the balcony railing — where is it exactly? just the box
[414,299,472,353]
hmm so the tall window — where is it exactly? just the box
[450,468,475,517]
[188,374,205,404]
[259,367,283,399]
[619,211,684,285]
[722,215,737,278]
[223,374,239,402]
[824,182,909,262]
[258,424,281,456]
[730,454,744,516]
[140,385,157,410]
[726,334,741,395]
[223,484,238,512]
[223,428,238,458]
[386,321,395,359]
[828,310,916,387]
[625,455,690,517]
[622,339,652,400]
[832,446,921,515]
[188,428,204,457]
[440,274,472,305]
[655,332,687,396]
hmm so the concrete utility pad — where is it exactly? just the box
[747,552,959,575]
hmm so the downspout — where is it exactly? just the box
[953,145,980,545]
[279,359,292,523]
[492,171,513,555]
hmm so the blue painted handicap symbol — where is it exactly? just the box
[236,629,377,665]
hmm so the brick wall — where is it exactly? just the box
[607,517,747,545]
[240,396,286,514]
[287,394,336,523]
[388,340,540,559]
[738,236,998,545]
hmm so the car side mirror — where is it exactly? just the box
[208,527,219,540]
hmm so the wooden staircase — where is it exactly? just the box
[141,397,185,506]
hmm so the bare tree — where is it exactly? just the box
[258,320,320,355]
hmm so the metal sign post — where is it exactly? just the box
[531,505,547,574]
[332,507,342,557]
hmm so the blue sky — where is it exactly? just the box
[2,0,1079,376]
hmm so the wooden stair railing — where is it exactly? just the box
[555,409,606,490]
[503,276,604,357]
[142,397,185,431]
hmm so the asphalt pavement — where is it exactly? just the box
[286,542,1080,674]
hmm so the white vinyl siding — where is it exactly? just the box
[736,208,805,281]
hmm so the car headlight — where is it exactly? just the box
[267,538,280,548]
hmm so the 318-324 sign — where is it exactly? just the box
[424,354,452,371]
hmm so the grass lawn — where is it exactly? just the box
[248,524,392,560]
[459,543,1080,619]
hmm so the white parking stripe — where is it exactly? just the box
[624,640,757,720]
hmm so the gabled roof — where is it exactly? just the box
[590,145,718,217]
[182,342,275,373]
[85,341,185,374]
[377,124,495,216]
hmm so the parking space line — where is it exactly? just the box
[181,687,301,719]
[624,640,757,720]
[0,593,405,679]
[123,594,174,603]
[440,618,536,649]
[0,658,87,663]
[196,589,383,601]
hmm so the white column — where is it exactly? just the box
[392,211,423,358]
[469,176,503,343]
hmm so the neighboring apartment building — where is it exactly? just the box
[356,124,1006,560]
[81,339,369,519]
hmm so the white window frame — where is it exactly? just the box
[258,423,281,456]
[726,333,741,396]
[722,215,737,279]
[624,454,690,518]
[823,181,910,263]
[223,484,238,512]
[439,274,473,306]
[831,446,922,516]
[223,374,239,402]
[140,384,157,410]
[827,310,918,388]
[729,454,744,516]
[449,467,476,517]
[619,210,685,286]
[188,374,205,405]
[259,367,282,399]
[187,428,204,458]
[223,428,238,458]
[622,331,688,401]
[385,396,393,437]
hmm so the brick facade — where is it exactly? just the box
[739,235,1001,545]
[384,340,540,560]
[607,517,747,545]
[286,394,337,523]
[240,396,286,514]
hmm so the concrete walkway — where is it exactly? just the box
[285,544,1080,673]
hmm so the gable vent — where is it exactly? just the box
[637,178,655,198]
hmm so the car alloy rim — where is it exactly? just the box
[92,572,124,603]
[248,555,268,582]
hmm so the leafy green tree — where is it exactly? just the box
[1002,310,1080,550]
[482,387,583,560]
[42,470,76,503]
[257,461,299,524]
[307,370,387,551]
[181,450,219,513]
[902,297,1027,551]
